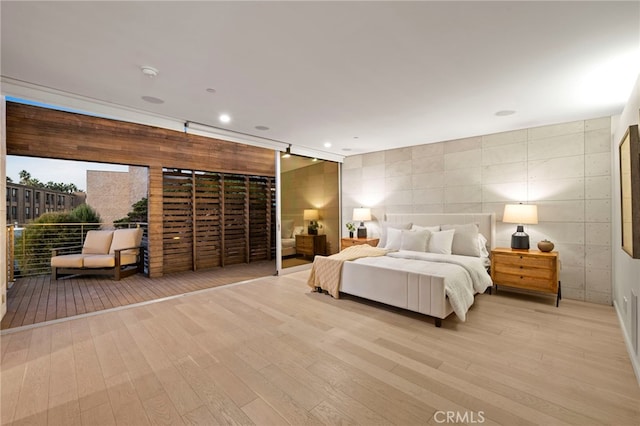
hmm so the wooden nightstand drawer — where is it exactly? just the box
[297,239,314,250]
[493,263,555,279]
[492,253,554,270]
[492,271,558,292]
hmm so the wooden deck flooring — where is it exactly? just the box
[1,261,277,330]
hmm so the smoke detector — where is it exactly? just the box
[141,66,159,78]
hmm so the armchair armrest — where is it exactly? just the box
[113,245,145,264]
[112,245,143,255]
[113,246,145,275]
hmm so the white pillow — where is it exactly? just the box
[384,227,403,250]
[281,219,294,239]
[478,233,490,258]
[400,229,431,252]
[441,223,481,257]
[377,221,412,247]
[293,226,304,236]
[411,224,440,233]
[427,229,455,254]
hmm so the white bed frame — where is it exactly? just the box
[340,213,495,327]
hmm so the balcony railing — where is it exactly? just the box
[6,222,148,280]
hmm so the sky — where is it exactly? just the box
[6,155,128,191]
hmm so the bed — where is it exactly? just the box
[281,219,304,257]
[309,213,495,327]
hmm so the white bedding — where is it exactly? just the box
[281,238,296,249]
[351,250,492,321]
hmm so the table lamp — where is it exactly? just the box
[303,209,319,235]
[352,207,371,238]
[503,203,538,249]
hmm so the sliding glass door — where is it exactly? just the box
[279,154,339,271]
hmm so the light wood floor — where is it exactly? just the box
[2,270,639,425]
[1,261,277,330]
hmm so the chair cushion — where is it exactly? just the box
[76,253,138,268]
[82,230,114,255]
[83,255,116,268]
[51,254,85,268]
[110,228,143,254]
[119,253,139,266]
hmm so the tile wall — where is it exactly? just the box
[342,117,612,304]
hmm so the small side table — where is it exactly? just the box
[295,234,327,258]
[340,237,380,251]
[490,248,561,306]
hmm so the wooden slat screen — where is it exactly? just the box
[163,169,274,274]
[162,170,194,274]
[248,176,273,262]
[222,175,248,266]
[195,172,222,270]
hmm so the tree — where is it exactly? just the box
[14,170,83,193]
[114,198,148,225]
[14,204,102,276]
[18,170,31,185]
[70,204,101,223]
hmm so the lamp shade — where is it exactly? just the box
[352,208,371,222]
[303,209,319,221]
[503,204,538,225]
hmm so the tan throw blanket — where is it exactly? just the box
[307,244,388,298]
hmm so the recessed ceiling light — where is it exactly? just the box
[255,125,270,131]
[141,95,164,104]
[206,88,216,93]
[141,66,159,78]
[495,110,516,116]
[323,142,332,148]
[219,114,231,123]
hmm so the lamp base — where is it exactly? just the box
[357,222,367,238]
[510,225,530,250]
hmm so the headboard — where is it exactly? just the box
[385,213,496,249]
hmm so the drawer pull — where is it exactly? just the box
[519,255,523,259]
[520,266,523,269]
[520,276,523,279]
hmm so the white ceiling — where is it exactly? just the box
[2,1,639,159]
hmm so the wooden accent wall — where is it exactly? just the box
[161,169,274,274]
[5,102,275,176]
[5,102,276,277]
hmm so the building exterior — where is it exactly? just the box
[86,166,148,225]
[5,182,84,224]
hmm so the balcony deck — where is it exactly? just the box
[2,260,276,330]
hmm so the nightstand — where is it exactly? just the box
[295,234,326,258]
[491,248,561,306]
[340,237,380,250]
